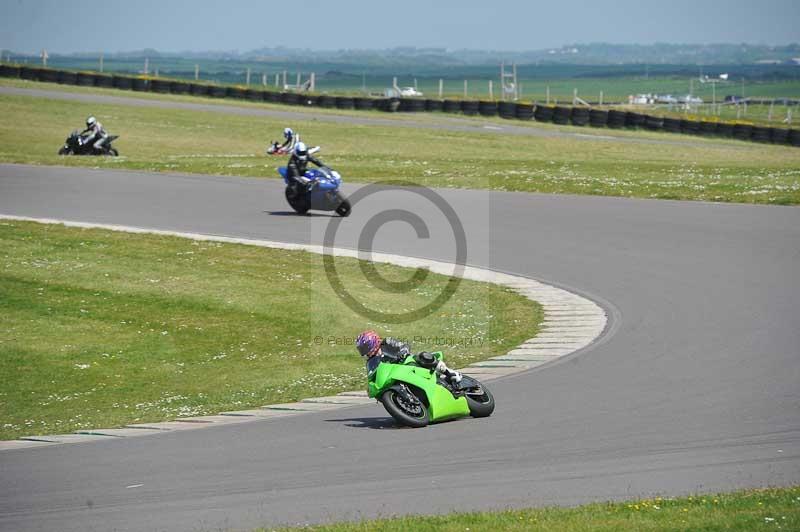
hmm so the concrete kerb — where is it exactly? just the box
[0,214,607,451]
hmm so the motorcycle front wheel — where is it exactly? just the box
[58,146,71,155]
[381,388,429,428]
[335,199,351,217]
[463,378,495,418]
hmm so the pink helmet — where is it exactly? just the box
[356,330,381,358]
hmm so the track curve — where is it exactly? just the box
[0,164,798,532]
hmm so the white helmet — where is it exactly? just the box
[86,116,97,128]
[284,127,293,140]
[294,142,308,161]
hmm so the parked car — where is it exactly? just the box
[399,87,423,97]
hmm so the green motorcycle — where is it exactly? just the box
[367,351,495,428]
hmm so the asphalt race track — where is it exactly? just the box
[1,163,799,531]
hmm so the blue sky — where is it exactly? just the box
[2,0,799,54]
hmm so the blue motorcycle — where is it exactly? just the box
[278,166,351,217]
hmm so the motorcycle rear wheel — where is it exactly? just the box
[381,388,429,428]
[109,148,119,156]
[285,186,310,215]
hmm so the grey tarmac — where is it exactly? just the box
[0,164,798,532]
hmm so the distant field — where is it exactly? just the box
[8,57,800,102]
[1,81,799,204]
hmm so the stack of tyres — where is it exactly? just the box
[0,64,21,78]
[399,98,425,112]
[442,99,461,114]
[425,99,443,112]
[189,83,210,97]
[552,106,571,125]
[375,98,400,112]
[281,92,301,105]
[515,103,534,120]
[335,96,355,110]
[38,68,59,83]
[353,97,375,110]
[716,122,734,138]
[208,85,227,98]
[625,112,646,128]
[498,101,516,119]
[150,79,171,93]
[571,107,590,126]
[19,66,42,81]
[750,126,772,143]
[662,117,681,133]
[132,77,150,92]
[170,81,190,95]
[788,129,800,147]
[317,95,336,108]
[770,127,790,145]
[478,100,497,117]
[607,110,627,128]
[244,88,262,101]
[733,124,753,141]
[95,74,114,88]
[461,100,480,115]
[534,104,555,122]
[60,71,80,85]
[265,91,282,103]
[680,119,700,135]
[698,121,718,136]
[76,72,97,87]
[644,115,664,131]
[227,87,248,99]
[589,109,608,127]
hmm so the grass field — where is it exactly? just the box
[1,80,799,204]
[266,486,800,532]
[0,221,542,440]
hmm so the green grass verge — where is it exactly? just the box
[1,79,799,204]
[265,486,800,532]
[0,221,542,440]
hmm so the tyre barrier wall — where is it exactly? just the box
[571,107,590,126]
[398,98,425,112]
[607,109,627,128]
[335,96,355,110]
[516,103,535,120]
[461,100,480,116]
[425,99,443,112]
[498,101,517,119]
[478,100,497,116]
[552,106,571,125]
[96,74,114,88]
[353,97,375,111]
[1,65,795,147]
[442,99,461,113]
[60,71,79,85]
[589,109,608,127]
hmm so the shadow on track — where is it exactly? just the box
[265,210,335,217]
[325,416,402,429]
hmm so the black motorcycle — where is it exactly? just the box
[58,131,119,156]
